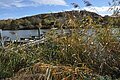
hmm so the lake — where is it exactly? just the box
[0,28,120,41]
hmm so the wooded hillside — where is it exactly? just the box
[0,10,119,30]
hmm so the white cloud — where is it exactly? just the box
[63,6,114,16]
[0,0,67,8]
[0,0,28,8]
[31,0,67,6]
[83,6,120,16]
[83,6,109,12]
[82,6,112,16]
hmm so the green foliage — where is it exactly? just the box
[0,44,42,79]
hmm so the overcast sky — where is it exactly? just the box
[0,0,116,20]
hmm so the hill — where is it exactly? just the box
[0,10,119,30]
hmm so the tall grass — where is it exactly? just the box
[0,3,120,79]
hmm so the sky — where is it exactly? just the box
[0,0,116,20]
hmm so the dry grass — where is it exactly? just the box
[9,62,93,80]
[0,11,120,80]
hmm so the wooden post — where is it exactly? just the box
[38,28,41,38]
[0,29,4,47]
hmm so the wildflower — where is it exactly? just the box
[68,44,70,46]
[91,42,94,45]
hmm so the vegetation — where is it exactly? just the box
[0,10,120,30]
[0,12,120,80]
[0,0,120,80]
